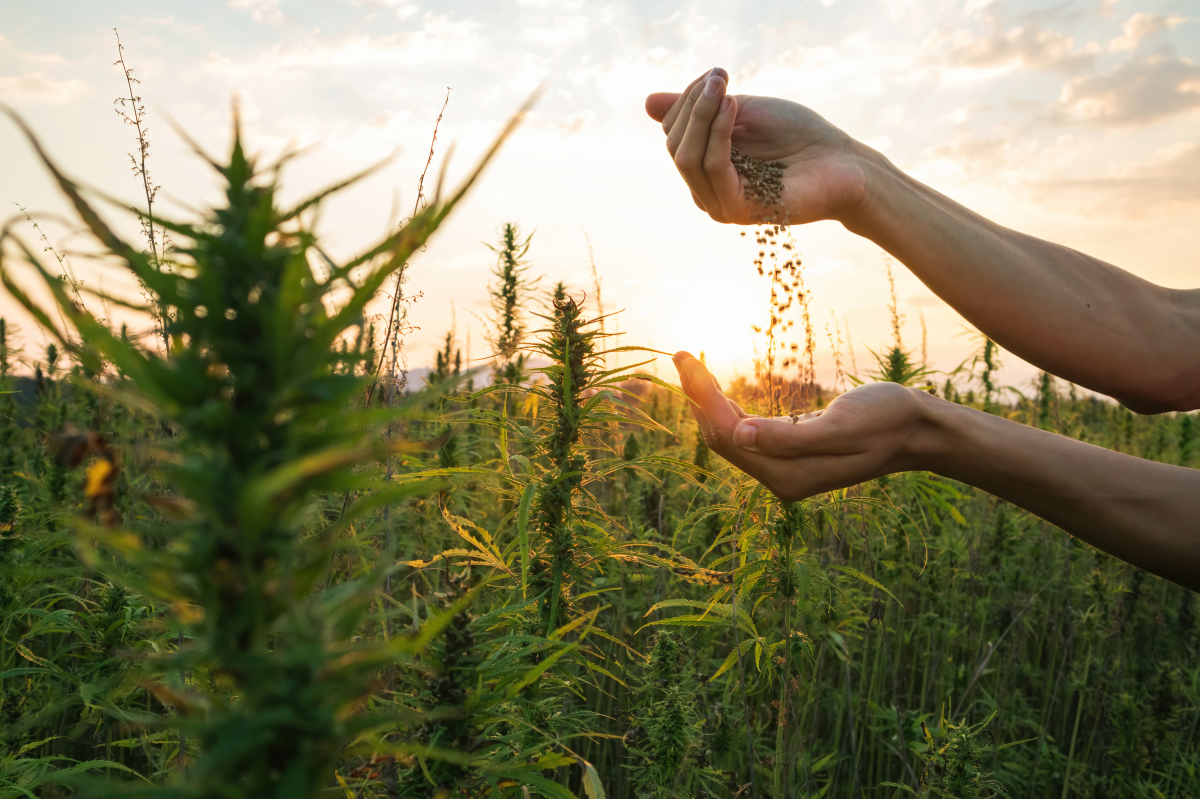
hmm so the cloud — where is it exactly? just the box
[1109,13,1190,52]
[0,72,87,104]
[559,109,593,135]
[204,13,485,78]
[1032,141,1200,216]
[522,14,591,47]
[21,52,67,66]
[340,0,419,19]
[926,136,1009,169]
[1058,54,1200,125]
[229,0,285,25]
[925,16,1098,74]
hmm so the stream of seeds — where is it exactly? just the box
[730,146,786,220]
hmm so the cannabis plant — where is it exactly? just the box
[488,222,535,386]
[882,710,1022,798]
[621,631,721,799]
[0,103,527,797]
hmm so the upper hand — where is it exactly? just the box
[673,352,935,500]
[646,69,870,226]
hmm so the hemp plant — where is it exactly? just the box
[0,101,529,798]
[394,586,604,799]
[516,293,700,638]
[882,710,1023,798]
[621,631,723,799]
[488,222,536,387]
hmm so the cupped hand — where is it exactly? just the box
[673,351,934,500]
[646,69,869,226]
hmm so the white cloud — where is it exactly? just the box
[926,22,1099,74]
[229,0,285,25]
[863,134,893,152]
[559,108,593,135]
[1033,141,1200,217]
[21,52,67,66]
[0,72,87,104]
[522,14,591,47]
[1058,54,1200,126]
[517,0,583,8]
[1109,12,1190,52]
[340,0,419,19]
[204,13,484,77]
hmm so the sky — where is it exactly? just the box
[1,0,1197,394]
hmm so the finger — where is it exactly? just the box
[662,68,726,136]
[673,351,716,442]
[705,93,744,223]
[676,354,741,447]
[645,92,681,123]
[673,350,704,410]
[729,399,754,419]
[690,189,706,212]
[660,72,708,137]
[666,69,721,157]
[674,74,730,221]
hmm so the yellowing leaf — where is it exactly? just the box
[581,761,607,799]
[84,459,114,497]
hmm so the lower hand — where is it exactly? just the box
[646,68,870,226]
[673,351,935,500]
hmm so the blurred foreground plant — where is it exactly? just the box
[0,99,529,797]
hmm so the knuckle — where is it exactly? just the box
[709,424,735,450]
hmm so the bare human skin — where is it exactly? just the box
[650,68,1200,591]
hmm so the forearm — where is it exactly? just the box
[844,145,1200,412]
[912,391,1200,590]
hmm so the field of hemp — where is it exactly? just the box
[1,38,1198,799]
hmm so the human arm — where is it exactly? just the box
[649,71,1200,413]
[674,352,1200,591]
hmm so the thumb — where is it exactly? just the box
[646,92,681,122]
[731,412,836,457]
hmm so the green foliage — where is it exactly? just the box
[882,711,1021,798]
[0,103,524,798]
[622,632,716,799]
[431,329,461,384]
[1,95,1198,799]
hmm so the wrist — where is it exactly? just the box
[902,388,964,475]
[838,141,907,239]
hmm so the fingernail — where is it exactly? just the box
[720,96,731,113]
[704,75,722,96]
[733,421,757,448]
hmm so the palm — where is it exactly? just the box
[752,383,924,498]
[727,95,865,226]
